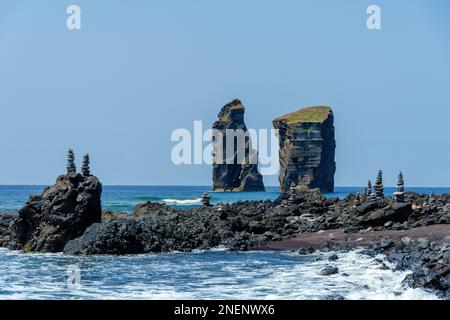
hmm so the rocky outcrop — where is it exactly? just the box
[273,106,336,192]
[212,99,265,192]
[61,189,450,255]
[1,176,449,259]
[3,173,102,252]
[368,235,450,298]
[0,213,19,248]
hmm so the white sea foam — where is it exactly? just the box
[162,198,202,205]
[0,248,440,300]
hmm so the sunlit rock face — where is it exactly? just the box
[6,173,102,252]
[273,106,336,193]
[212,98,265,192]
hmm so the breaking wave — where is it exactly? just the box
[0,248,439,300]
[162,198,203,206]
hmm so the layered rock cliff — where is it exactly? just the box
[212,99,265,192]
[273,106,336,192]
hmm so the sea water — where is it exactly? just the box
[1,185,450,213]
[0,185,448,300]
[0,248,439,300]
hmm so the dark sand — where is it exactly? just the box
[264,224,450,251]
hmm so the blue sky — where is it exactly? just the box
[0,0,449,186]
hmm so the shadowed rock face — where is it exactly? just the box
[4,173,102,252]
[212,99,265,192]
[273,106,336,192]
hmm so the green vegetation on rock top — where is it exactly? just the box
[275,106,332,124]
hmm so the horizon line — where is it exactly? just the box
[0,184,450,189]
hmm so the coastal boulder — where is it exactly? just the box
[64,218,146,255]
[273,106,336,192]
[212,99,265,192]
[0,213,20,249]
[357,202,412,227]
[9,173,102,252]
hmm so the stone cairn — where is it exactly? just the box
[66,148,76,174]
[201,193,212,206]
[365,180,372,196]
[394,171,405,203]
[81,154,91,176]
[374,170,384,198]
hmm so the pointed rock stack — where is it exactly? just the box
[212,99,265,192]
[365,180,372,196]
[201,193,212,206]
[82,154,91,176]
[66,149,76,174]
[394,171,405,203]
[374,170,384,198]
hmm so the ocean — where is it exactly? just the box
[2,185,450,213]
[1,185,449,300]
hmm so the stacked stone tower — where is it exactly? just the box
[394,171,405,203]
[66,149,76,174]
[201,193,212,206]
[82,154,91,176]
[365,180,372,196]
[374,170,384,198]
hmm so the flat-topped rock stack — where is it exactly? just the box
[212,99,265,192]
[273,106,336,192]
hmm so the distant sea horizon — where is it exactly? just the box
[1,185,450,213]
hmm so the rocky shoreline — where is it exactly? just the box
[265,225,450,299]
[0,175,449,298]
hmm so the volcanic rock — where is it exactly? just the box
[273,106,335,192]
[212,99,265,192]
[7,173,102,252]
[321,265,339,276]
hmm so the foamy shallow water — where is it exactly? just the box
[0,248,438,300]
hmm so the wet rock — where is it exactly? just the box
[321,265,339,276]
[0,213,19,248]
[402,272,447,291]
[328,253,339,261]
[298,247,315,255]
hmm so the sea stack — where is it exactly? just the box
[212,99,265,192]
[273,106,336,192]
